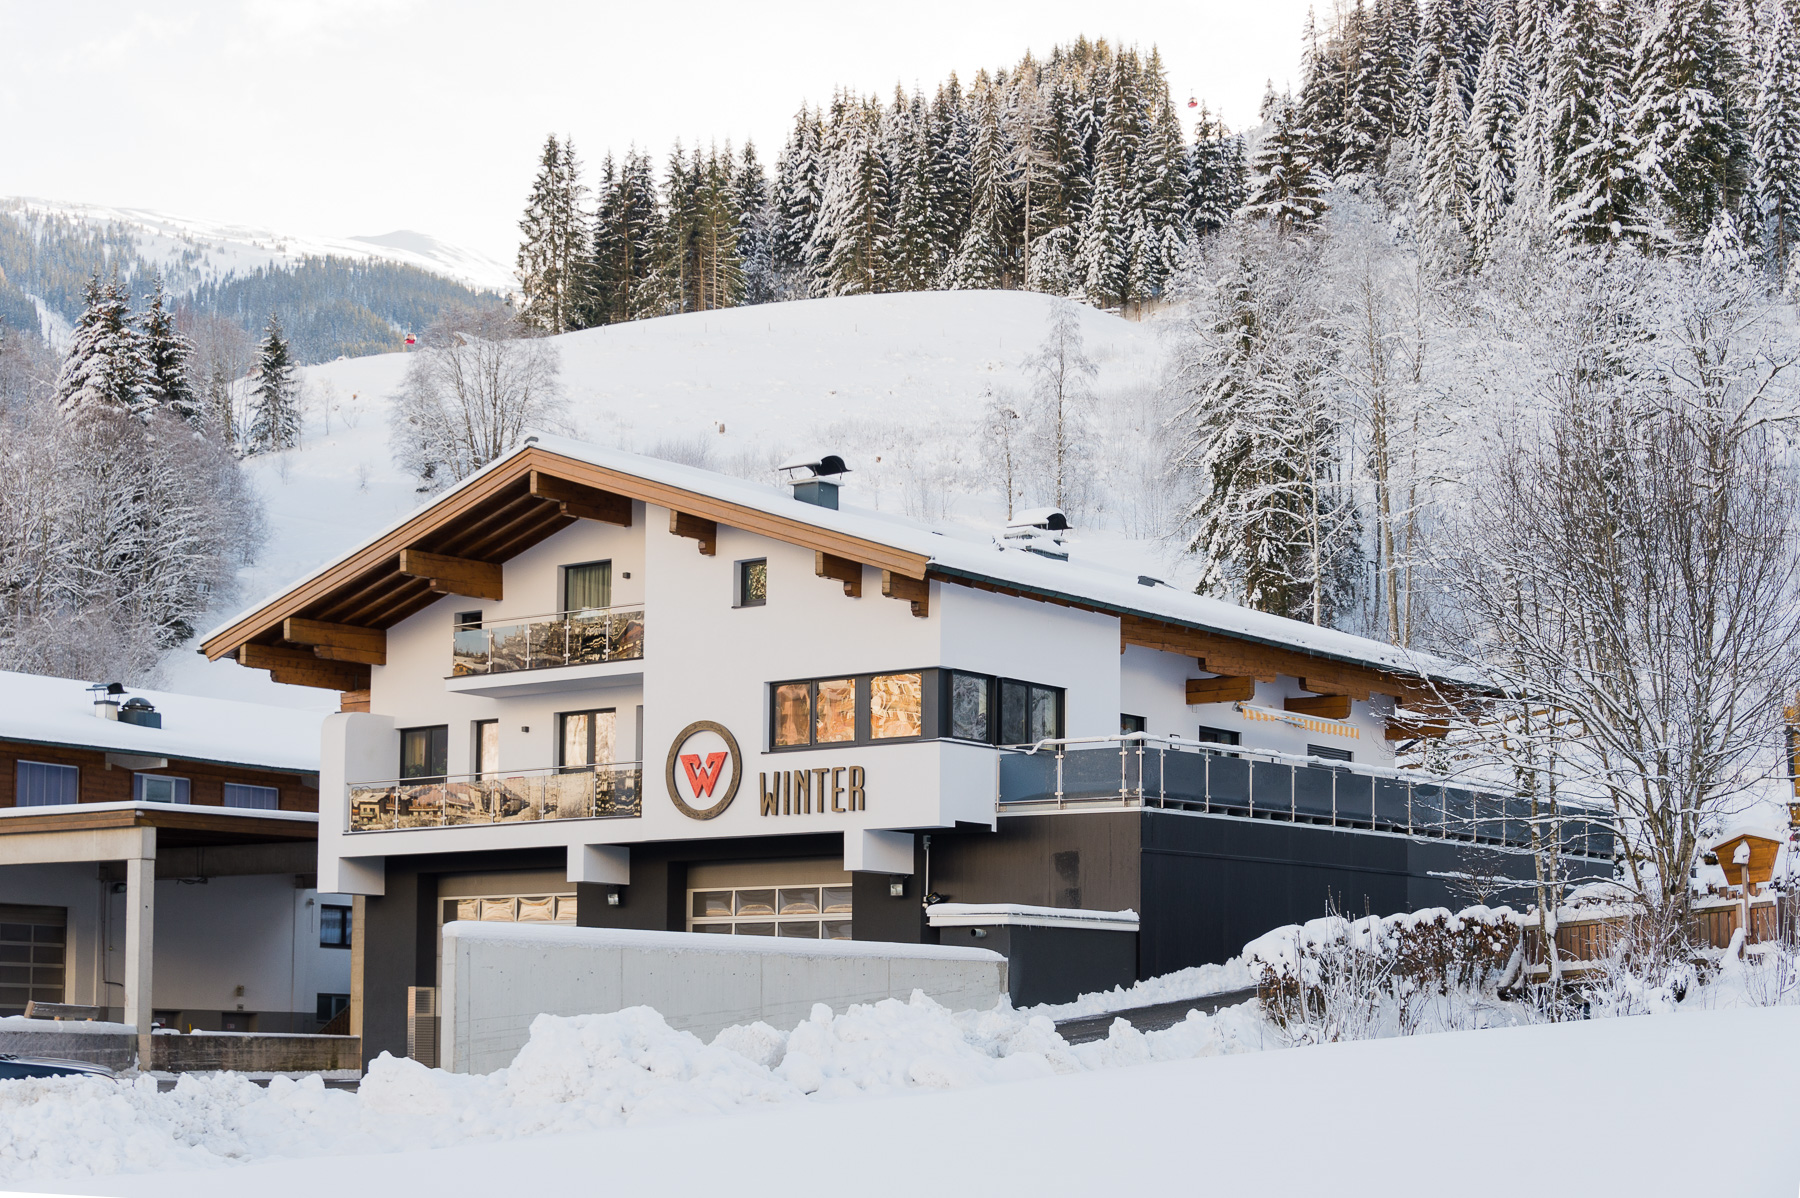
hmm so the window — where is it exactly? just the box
[559,709,616,768]
[562,561,612,613]
[223,783,278,810]
[1307,744,1354,763]
[737,558,767,607]
[688,883,851,938]
[400,726,449,780]
[316,993,350,1023]
[1121,714,1147,735]
[14,761,77,807]
[133,774,190,804]
[474,720,499,780]
[0,905,66,1016]
[814,679,855,743]
[870,673,923,739]
[454,610,482,629]
[948,672,991,741]
[999,680,1061,745]
[1196,726,1241,747]
[774,683,811,747]
[320,905,352,948]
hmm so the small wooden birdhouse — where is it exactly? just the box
[1710,828,1783,892]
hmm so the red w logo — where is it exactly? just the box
[680,752,729,798]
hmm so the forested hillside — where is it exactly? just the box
[0,204,504,363]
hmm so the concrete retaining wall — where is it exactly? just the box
[0,1020,136,1071]
[441,921,1008,1075]
[150,1033,361,1073]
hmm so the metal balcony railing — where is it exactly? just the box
[451,605,645,676]
[347,762,642,832]
[996,735,1616,860]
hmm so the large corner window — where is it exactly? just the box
[562,561,612,613]
[15,761,76,807]
[400,725,449,781]
[942,672,1063,746]
[771,671,930,749]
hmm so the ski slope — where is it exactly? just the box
[2,197,516,294]
[162,290,1175,707]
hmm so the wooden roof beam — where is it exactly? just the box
[397,549,503,601]
[283,618,386,666]
[670,511,717,556]
[882,570,929,618]
[1187,675,1256,704]
[815,552,863,598]
[531,471,632,526]
[238,644,371,692]
[1286,693,1352,720]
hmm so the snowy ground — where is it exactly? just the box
[162,290,1176,708]
[11,1004,1797,1197]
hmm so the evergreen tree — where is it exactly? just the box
[138,276,199,424]
[1548,0,1642,243]
[1629,0,1749,245]
[773,107,827,295]
[54,275,147,423]
[1241,96,1331,233]
[247,312,299,454]
[815,104,893,295]
[1748,0,1800,269]
[1469,5,1526,255]
[734,141,778,304]
[1186,106,1248,237]
[1419,61,1475,228]
[949,79,1011,289]
[590,150,662,324]
[1297,10,1350,176]
[515,135,589,333]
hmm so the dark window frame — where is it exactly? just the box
[558,708,617,769]
[316,992,350,1022]
[938,671,1065,746]
[1196,725,1242,747]
[1120,714,1147,735]
[736,558,768,608]
[320,904,352,948]
[768,669,937,751]
[399,725,449,781]
[1307,744,1354,763]
[561,559,613,613]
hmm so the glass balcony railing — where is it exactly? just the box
[452,605,645,676]
[347,762,642,832]
[996,735,1616,860]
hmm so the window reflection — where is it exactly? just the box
[871,673,922,739]
[815,679,855,743]
[950,672,990,741]
[774,684,811,747]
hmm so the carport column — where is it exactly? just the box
[124,828,156,1069]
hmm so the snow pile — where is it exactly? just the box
[0,993,1271,1184]
[1027,958,1260,1020]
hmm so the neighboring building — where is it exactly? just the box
[0,672,351,1058]
[199,436,1613,1061]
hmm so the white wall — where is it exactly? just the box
[0,863,106,1008]
[441,922,1006,1074]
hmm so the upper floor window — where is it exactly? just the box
[947,671,1063,745]
[1197,725,1241,747]
[474,720,499,779]
[1307,744,1353,763]
[320,905,352,948]
[737,558,767,608]
[223,783,279,810]
[134,774,190,804]
[563,561,611,613]
[560,709,616,767]
[1120,714,1147,735]
[771,669,1060,749]
[400,725,448,780]
[15,761,76,807]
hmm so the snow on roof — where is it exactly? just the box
[926,903,1139,931]
[208,433,1475,685]
[0,671,323,775]
[444,919,1001,963]
[1710,824,1788,851]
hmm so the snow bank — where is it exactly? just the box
[0,993,1272,1184]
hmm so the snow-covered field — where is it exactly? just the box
[7,999,1795,1197]
[163,290,1175,707]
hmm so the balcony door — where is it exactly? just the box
[560,709,616,769]
[401,725,449,781]
[562,561,611,614]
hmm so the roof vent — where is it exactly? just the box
[119,697,162,730]
[88,681,124,720]
[1007,507,1069,534]
[778,452,852,510]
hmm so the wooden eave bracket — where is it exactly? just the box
[530,470,632,526]
[396,549,503,601]
[283,617,386,666]
[815,552,863,598]
[1186,675,1256,704]
[1285,693,1353,720]
[237,643,371,692]
[881,570,929,618]
[670,510,717,556]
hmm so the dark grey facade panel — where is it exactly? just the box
[935,923,1138,1007]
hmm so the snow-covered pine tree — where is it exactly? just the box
[246,312,299,454]
[1629,0,1749,246]
[1186,105,1248,238]
[1415,0,1472,129]
[515,135,589,333]
[54,275,148,423]
[1240,95,1331,233]
[1548,0,1642,243]
[772,107,827,297]
[1339,1,1393,177]
[816,103,894,295]
[949,76,1012,290]
[1469,4,1526,257]
[138,276,199,424]
[888,91,942,291]
[1749,0,1800,271]
[734,141,778,305]
[1127,47,1190,303]
[1418,61,1476,255]
[1297,10,1350,178]
[929,77,974,280]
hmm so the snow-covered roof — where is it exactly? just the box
[1709,824,1788,851]
[206,433,1476,687]
[0,671,323,775]
[926,903,1140,931]
[0,799,319,824]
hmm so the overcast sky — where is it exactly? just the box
[0,0,1310,263]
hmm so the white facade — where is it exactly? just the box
[318,487,1403,896]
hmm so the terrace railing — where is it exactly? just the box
[996,735,1615,860]
[347,762,642,832]
[451,605,645,677]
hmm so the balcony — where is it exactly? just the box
[347,762,642,833]
[996,736,1615,860]
[447,605,645,697]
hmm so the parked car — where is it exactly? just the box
[0,1054,116,1081]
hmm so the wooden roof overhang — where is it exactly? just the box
[0,805,317,846]
[200,447,932,693]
